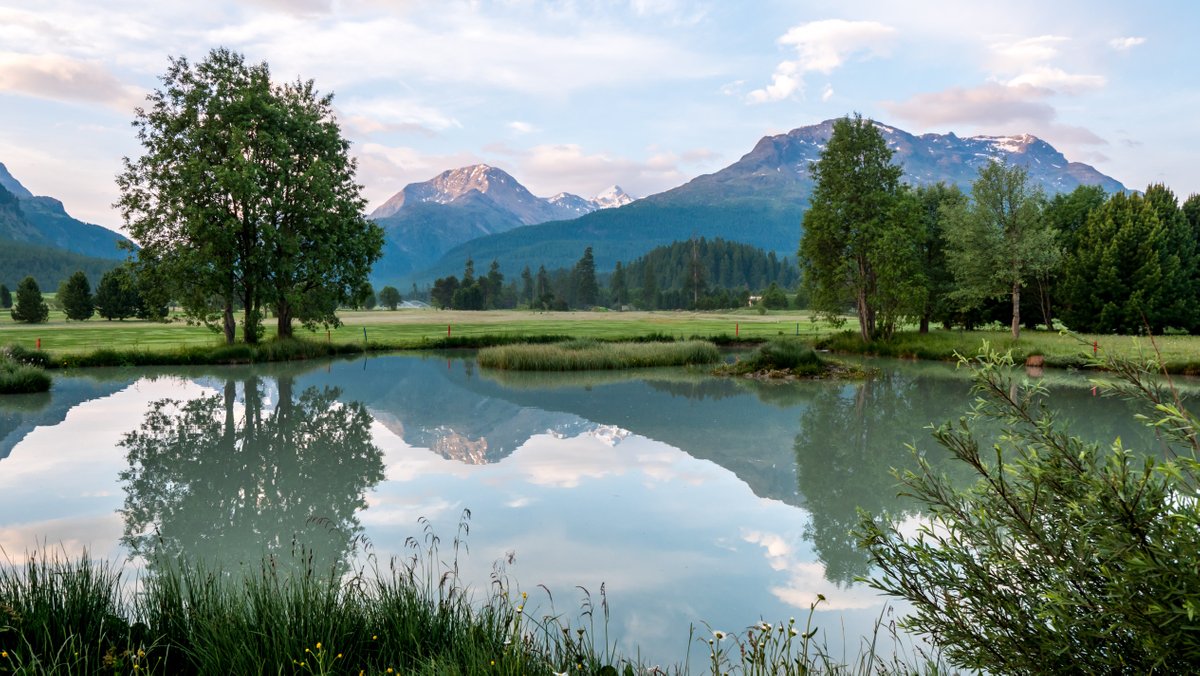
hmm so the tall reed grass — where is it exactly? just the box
[477,339,722,371]
[0,515,947,674]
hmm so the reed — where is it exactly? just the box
[0,515,946,675]
[477,339,722,371]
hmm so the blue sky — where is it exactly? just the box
[1,0,1195,234]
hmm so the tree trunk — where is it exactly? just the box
[1011,281,1021,340]
[222,301,235,345]
[920,314,930,334]
[276,298,293,340]
[242,286,258,345]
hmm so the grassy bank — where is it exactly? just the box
[817,328,1200,374]
[0,347,51,394]
[478,339,721,371]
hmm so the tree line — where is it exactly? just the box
[429,239,800,311]
[801,114,1200,340]
[5,266,167,323]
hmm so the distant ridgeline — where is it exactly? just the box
[428,238,798,311]
[0,163,129,288]
[394,119,1127,287]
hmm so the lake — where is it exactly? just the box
[0,352,1172,666]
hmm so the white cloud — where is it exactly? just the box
[748,19,896,104]
[1007,66,1105,94]
[339,96,461,134]
[0,52,144,110]
[508,120,536,135]
[1109,36,1145,51]
[987,35,1103,94]
[821,83,834,102]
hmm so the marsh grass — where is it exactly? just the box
[477,339,722,371]
[0,347,51,394]
[0,517,946,675]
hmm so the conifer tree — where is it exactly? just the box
[0,283,10,309]
[58,270,95,321]
[573,247,598,307]
[11,276,49,323]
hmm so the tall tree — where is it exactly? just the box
[10,276,49,323]
[117,48,381,344]
[573,246,599,308]
[641,259,658,310]
[378,285,401,310]
[798,114,918,340]
[0,284,11,309]
[535,265,553,310]
[913,183,966,333]
[95,267,142,320]
[58,270,94,321]
[609,261,627,307]
[943,162,1058,340]
[520,266,534,308]
[483,259,504,309]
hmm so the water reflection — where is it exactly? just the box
[118,373,384,574]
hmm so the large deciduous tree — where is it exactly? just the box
[799,114,921,341]
[943,162,1058,340]
[117,48,382,344]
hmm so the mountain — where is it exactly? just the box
[417,120,1127,281]
[369,165,635,282]
[0,162,132,261]
[0,180,122,288]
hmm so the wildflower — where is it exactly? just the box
[788,628,798,637]
[1,651,8,658]
[387,669,394,674]
[372,635,378,640]
[316,642,322,650]
[713,630,726,641]
[337,653,343,659]
[516,605,524,613]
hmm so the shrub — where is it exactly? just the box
[858,344,1200,674]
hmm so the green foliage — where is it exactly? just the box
[0,347,51,393]
[573,246,599,307]
[799,114,920,341]
[118,48,382,344]
[0,283,9,309]
[617,237,794,311]
[477,340,721,370]
[57,270,94,321]
[737,339,824,375]
[1059,189,1192,334]
[0,237,119,292]
[943,162,1058,339]
[10,275,48,323]
[858,345,1200,673]
[760,282,789,309]
[95,266,142,320]
[912,183,967,331]
[378,285,402,310]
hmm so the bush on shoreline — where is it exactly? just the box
[0,346,51,394]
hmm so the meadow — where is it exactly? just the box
[4,306,1200,372]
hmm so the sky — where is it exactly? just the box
[1,0,1197,235]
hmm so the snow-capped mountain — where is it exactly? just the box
[658,119,1125,206]
[370,165,636,224]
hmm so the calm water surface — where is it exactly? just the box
[0,353,1175,665]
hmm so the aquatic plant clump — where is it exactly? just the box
[477,339,721,371]
[0,346,51,394]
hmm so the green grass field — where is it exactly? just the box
[5,305,1200,373]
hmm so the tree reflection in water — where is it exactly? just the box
[118,373,384,575]
[793,372,965,585]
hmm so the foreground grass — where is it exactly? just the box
[478,339,721,371]
[0,545,944,676]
